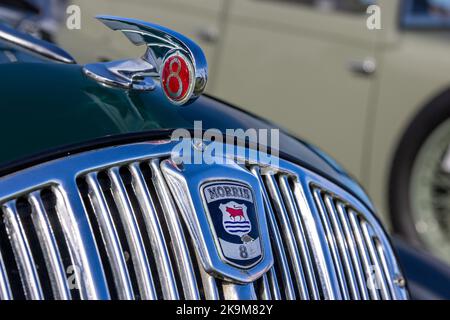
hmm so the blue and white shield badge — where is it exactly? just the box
[202,182,262,269]
[160,155,273,282]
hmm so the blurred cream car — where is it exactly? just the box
[58,0,450,262]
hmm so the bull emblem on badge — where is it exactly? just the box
[219,201,253,243]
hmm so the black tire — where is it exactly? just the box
[389,89,450,248]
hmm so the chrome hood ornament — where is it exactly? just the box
[83,15,208,105]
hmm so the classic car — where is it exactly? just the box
[0,15,448,300]
[55,0,450,265]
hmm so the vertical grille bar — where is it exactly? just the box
[265,174,310,300]
[266,268,281,299]
[291,180,341,299]
[108,167,157,300]
[375,242,397,298]
[251,166,296,300]
[323,195,360,299]
[348,209,380,300]
[360,221,391,300]
[196,254,219,300]
[335,203,370,300]
[128,163,179,300]
[259,274,272,300]
[2,201,43,299]
[150,159,200,300]
[54,184,110,300]
[85,173,134,299]
[312,189,350,299]
[278,175,320,300]
[28,192,71,300]
[0,251,12,300]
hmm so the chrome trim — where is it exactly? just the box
[2,201,43,299]
[313,189,350,299]
[83,59,156,92]
[107,167,157,299]
[222,283,256,300]
[53,184,110,300]
[150,159,200,300]
[0,250,12,300]
[264,174,309,299]
[85,173,134,300]
[335,203,370,300]
[278,176,320,300]
[323,195,360,299]
[348,209,380,300]
[259,274,272,300]
[83,16,207,104]
[361,221,391,299]
[128,163,179,299]
[195,252,219,300]
[0,140,408,300]
[251,166,296,299]
[0,23,75,64]
[29,192,71,300]
[291,179,341,299]
[266,268,281,300]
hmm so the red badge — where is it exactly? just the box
[161,52,194,105]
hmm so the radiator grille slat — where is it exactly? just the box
[195,253,219,300]
[107,167,157,300]
[149,159,200,300]
[312,189,351,299]
[264,174,310,300]
[85,173,134,300]
[323,195,360,299]
[348,209,381,300]
[266,268,281,300]
[251,167,296,300]
[53,184,110,300]
[0,251,11,299]
[28,192,71,300]
[291,179,340,299]
[2,201,43,300]
[360,221,391,300]
[375,240,397,298]
[259,274,272,300]
[128,163,179,300]
[278,175,321,300]
[335,203,370,300]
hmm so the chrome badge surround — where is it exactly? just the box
[83,15,208,105]
[161,158,273,283]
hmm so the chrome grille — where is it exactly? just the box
[0,141,408,300]
[0,188,75,299]
[77,160,220,300]
[254,166,407,300]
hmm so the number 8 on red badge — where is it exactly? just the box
[161,52,195,105]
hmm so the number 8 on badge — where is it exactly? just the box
[161,51,195,105]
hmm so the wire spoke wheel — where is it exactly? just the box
[410,119,450,263]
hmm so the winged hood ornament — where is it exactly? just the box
[83,15,208,105]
